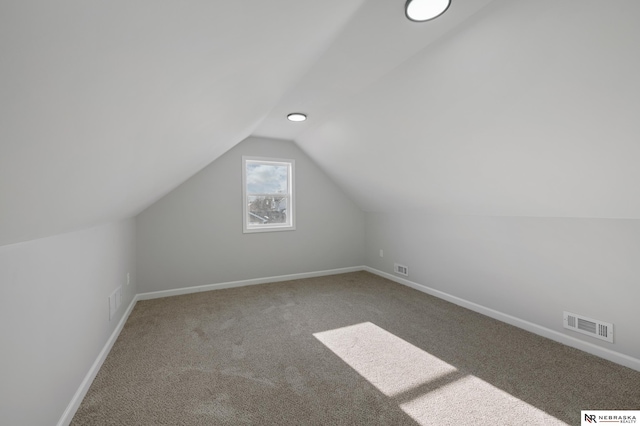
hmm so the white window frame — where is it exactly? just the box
[242,156,295,233]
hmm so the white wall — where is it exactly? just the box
[299,0,640,220]
[365,212,640,362]
[136,136,364,293]
[0,219,136,426]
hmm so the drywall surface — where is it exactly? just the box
[0,219,136,426]
[136,136,364,293]
[299,0,640,219]
[0,0,367,247]
[365,212,640,360]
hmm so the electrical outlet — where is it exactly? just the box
[109,291,117,320]
[126,272,130,285]
[109,286,123,320]
[379,249,384,258]
[115,286,122,310]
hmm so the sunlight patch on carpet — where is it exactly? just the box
[314,322,567,425]
[314,322,458,397]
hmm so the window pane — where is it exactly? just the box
[242,157,294,233]
[247,196,289,225]
[246,163,288,194]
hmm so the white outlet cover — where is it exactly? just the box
[109,292,116,320]
[127,272,130,285]
[379,249,384,258]
[116,286,122,310]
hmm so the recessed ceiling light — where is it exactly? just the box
[405,0,451,22]
[287,113,307,122]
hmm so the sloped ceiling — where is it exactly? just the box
[0,0,366,246]
[274,0,640,219]
[2,0,639,246]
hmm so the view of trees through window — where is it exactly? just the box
[244,159,293,229]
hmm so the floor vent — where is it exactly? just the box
[563,311,613,343]
[394,263,408,276]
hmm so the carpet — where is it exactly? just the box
[72,271,639,425]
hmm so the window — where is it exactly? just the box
[242,156,295,233]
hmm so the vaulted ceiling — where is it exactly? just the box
[2,0,639,246]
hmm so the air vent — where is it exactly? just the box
[563,311,613,343]
[394,263,408,276]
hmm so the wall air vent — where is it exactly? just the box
[563,311,613,343]
[394,263,409,276]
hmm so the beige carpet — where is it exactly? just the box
[72,272,639,425]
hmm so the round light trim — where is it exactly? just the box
[287,113,307,122]
[405,0,451,22]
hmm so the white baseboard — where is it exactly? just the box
[58,264,639,426]
[136,266,364,301]
[58,266,364,425]
[57,295,139,426]
[364,266,640,372]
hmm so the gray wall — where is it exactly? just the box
[365,212,640,361]
[0,219,136,426]
[136,136,364,293]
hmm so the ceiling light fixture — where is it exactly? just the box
[405,0,451,22]
[287,113,307,122]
